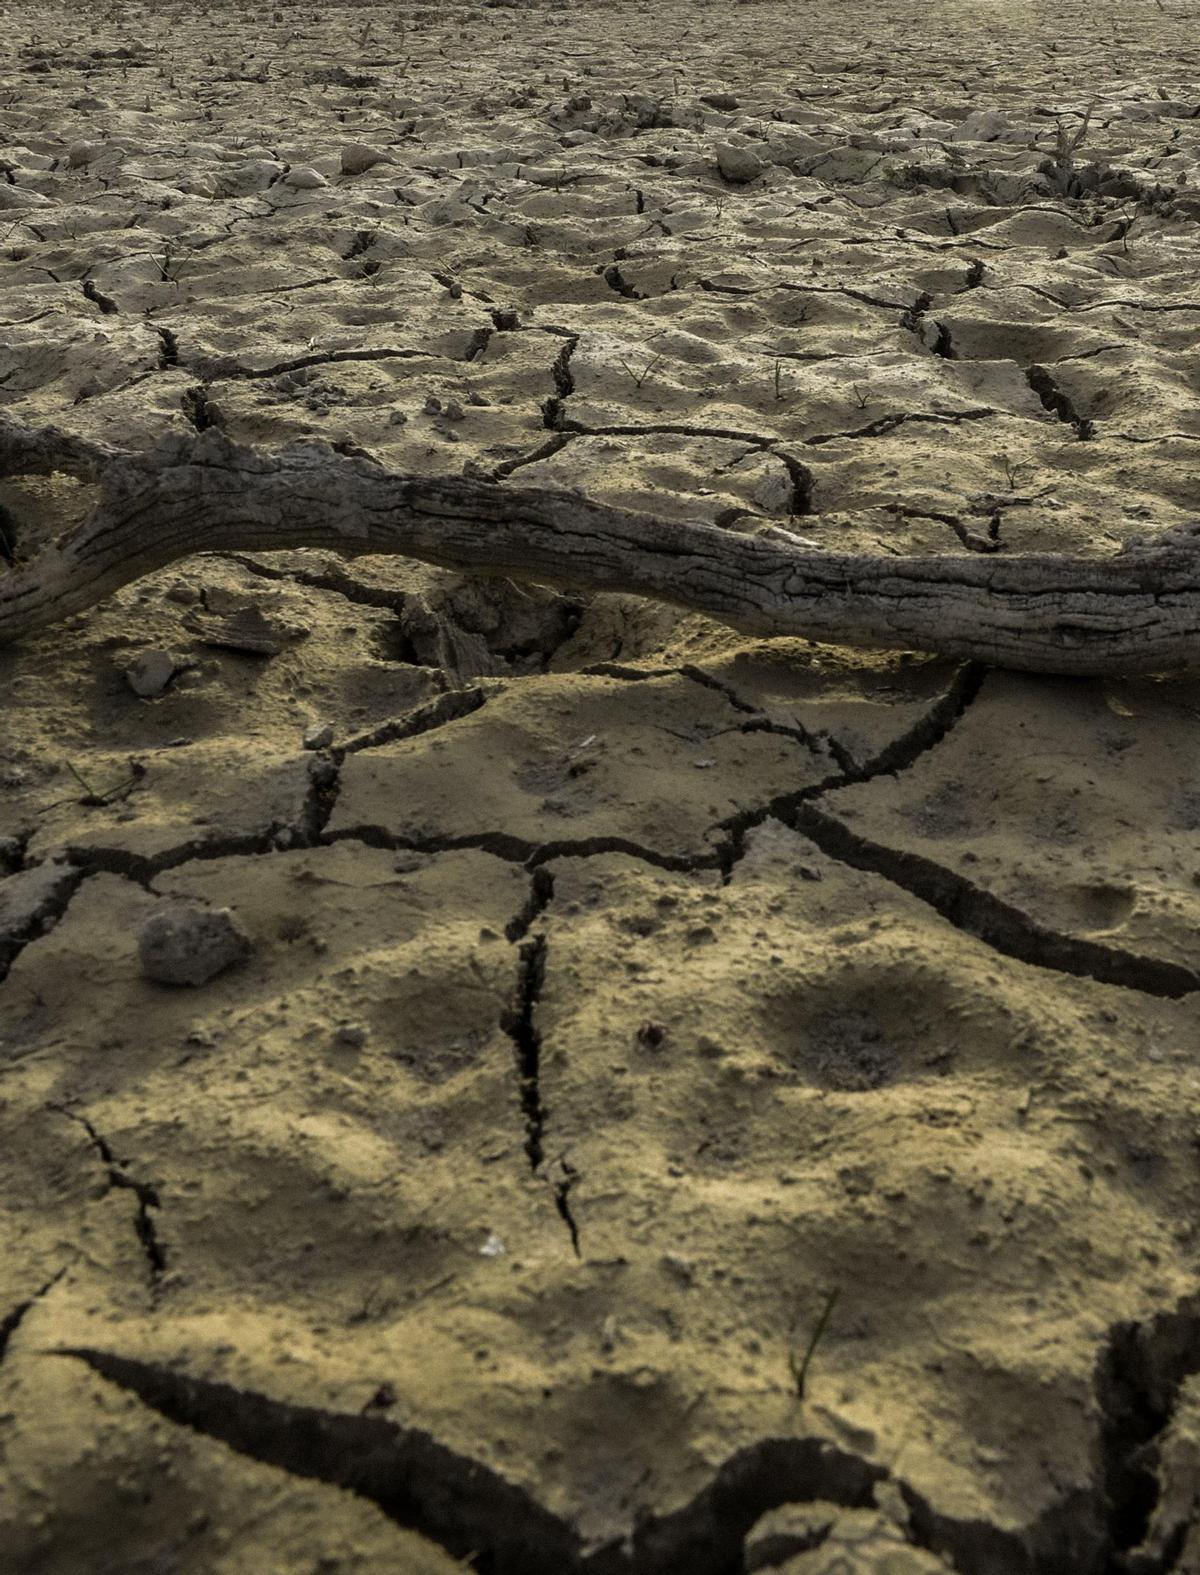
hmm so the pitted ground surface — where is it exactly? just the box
[2,1,1200,1571]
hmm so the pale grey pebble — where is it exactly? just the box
[340,142,388,176]
[283,165,327,190]
[66,138,102,167]
[139,904,252,986]
[124,648,178,698]
[715,142,766,183]
[303,721,334,750]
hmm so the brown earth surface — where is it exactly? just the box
[2,0,1200,1570]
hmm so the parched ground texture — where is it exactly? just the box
[2,0,1200,1571]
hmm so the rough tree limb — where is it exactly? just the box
[2,414,1199,676]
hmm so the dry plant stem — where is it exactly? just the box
[3,416,1200,676]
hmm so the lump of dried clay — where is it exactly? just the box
[340,142,387,175]
[138,904,251,986]
[715,141,766,183]
[282,165,327,190]
[124,648,178,698]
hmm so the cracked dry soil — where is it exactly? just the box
[2,0,1200,1570]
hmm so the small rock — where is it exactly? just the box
[164,581,199,606]
[700,92,739,110]
[442,398,465,421]
[0,184,52,210]
[303,721,334,750]
[333,1024,367,1048]
[340,141,387,176]
[752,469,792,514]
[66,139,102,167]
[661,1252,695,1283]
[388,408,408,426]
[138,904,251,987]
[715,142,765,183]
[423,393,442,414]
[124,648,178,698]
[283,165,327,190]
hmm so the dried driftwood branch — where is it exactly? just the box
[2,414,1198,676]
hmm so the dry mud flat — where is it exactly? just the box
[2,0,1200,1570]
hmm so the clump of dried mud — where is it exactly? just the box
[2,1,1200,1571]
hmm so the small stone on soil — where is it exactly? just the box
[124,648,178,698]
[138,904,252,987]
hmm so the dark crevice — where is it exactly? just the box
[699,278,909,313]
[47,1106,166,1282]
[1026,363,1096,438]
[947,511,1001,553]
[67,829,283,887]
[343,227,378,261]
[493,432,573,480]
[181,384,221,432]
[929,319,955,358]
[784,801,1200,998]
[899,289,953,356]
[53,1348,1104,1575]
[0,1269,66,1365]
[774,450,816,515]
[326,823,722,878]
[224,552,409,612]
[51,1352,884,1572]
[209,345,464,381]
[81,276,119,315]
[502,933,549,1172]
[845,661,986,781]
[706,662,985,883]
[465,326,493,362]
[0,861,86,984]
[337,686,489,757]
[552,1157,582,1258]
[805,407,993,446]
[679,664,838,763]
[580,662,678,681]
[155,324,179,368]
[58,1347,587,1575]
[678,664,763,715]
[500,881,580,1256]
[300,754,340,839]
[556,415,786,449]
[506,867,555,943]
[1096,1296,1200,1573]
[886,503,998,554]
[602,263,644,299]
[552,335,578,398]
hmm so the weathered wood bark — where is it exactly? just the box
[2,415,1199,676]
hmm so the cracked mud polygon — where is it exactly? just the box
[2,0,1200,1571]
